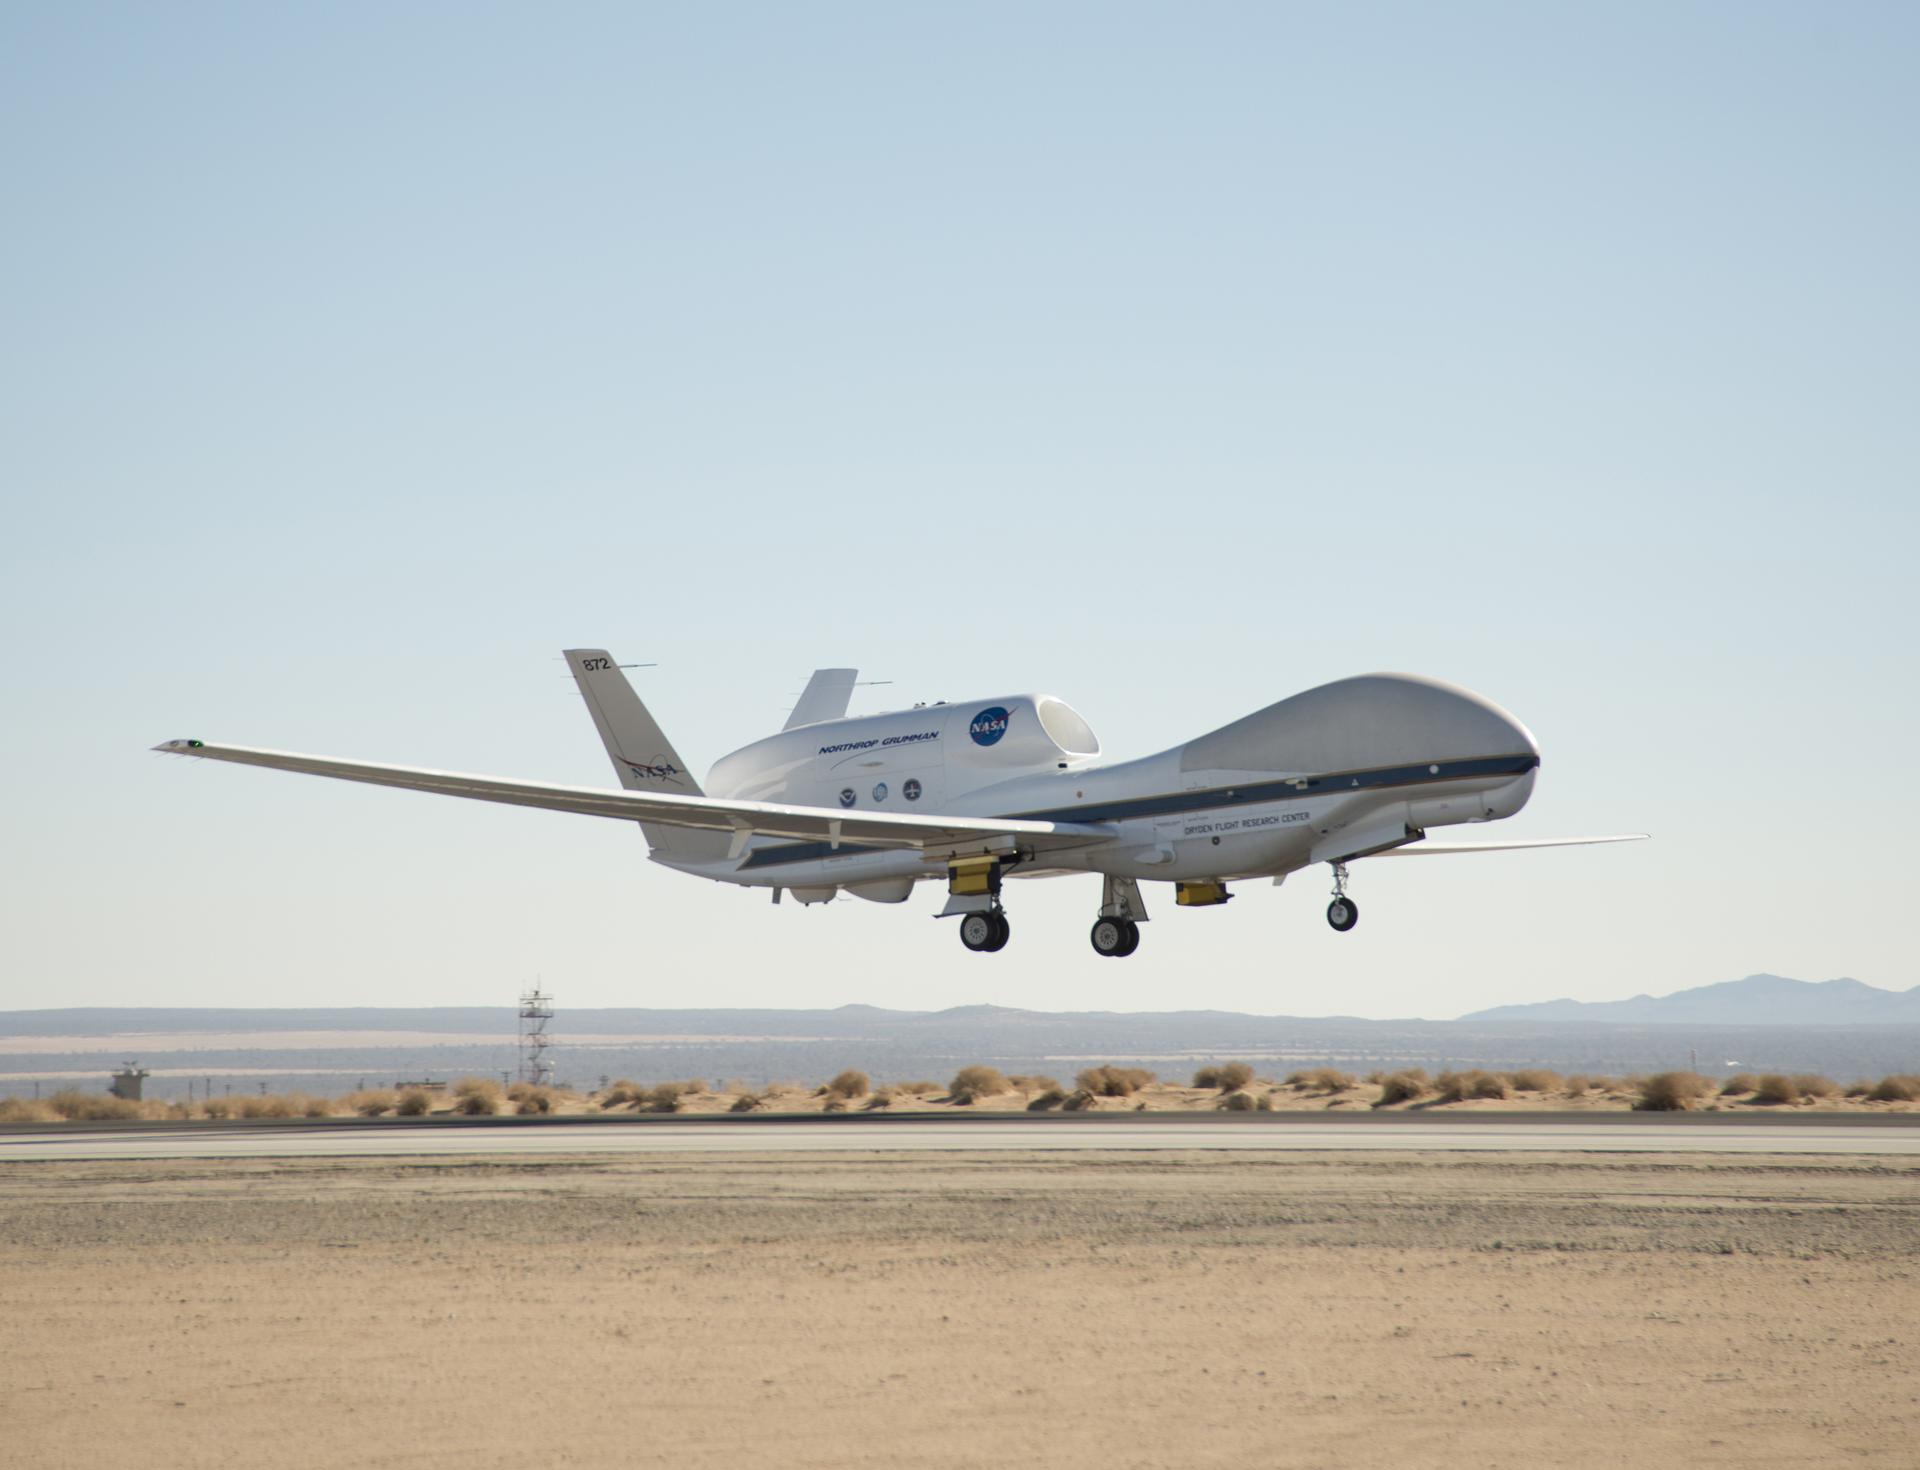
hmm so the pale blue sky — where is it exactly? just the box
[2,2,1914,1018]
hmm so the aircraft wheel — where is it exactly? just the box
[983,912,1011,952]
[1090,917,1130,957]
[960,912,999,952]
[1326,897,1359,933]
[1115,919,1141,957]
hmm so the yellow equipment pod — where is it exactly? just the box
[1175,881,1232,907]
[948,857,1002,897]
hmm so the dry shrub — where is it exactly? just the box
[1845,1080,1873,1098]
[1792,1074,1838,1100]
[641,1083,685,1113]
[1192,1065,1221,1088]
[1257,1093,1276,1111]
[455,1090,498,1116]
[824,1070,870,1099]
[894,1081,939,1096]
[1635,1072,1713,1111]
[1753,1074,1799,1105]
[395,1089,433,1117]
[1719,1074,1758,1096]
[1364,1070,1387,1086]
[601,1080,641,1109]
[729,1092,763,1113]
[1562,1075,1592,1097]
[948,1065,1011,1104]
[863,1090,894,1110]
[1434,1070,1508,1103]
[1374,1071,1429,1107]
[0,1097,56,1123]
[1303,1067,1354,1094]
[509,1084,557,1115]
[201,1096,234,1119]
[236,1094,298,1120]
[1216,1090,1257,1111]
[1076,1066,1155,1097]
[821,1096,847,1113]
[346,1089,398,1117]
[1027,1087,1067,1111]
[454,1077,500,1100]
[1008,1074,1059,1093]
[1510,1069,1562,1093]
[47,1089,142,1121]
[1060,1089,1098,1111]
[1869,1075,1920,1103]
[1587,1076,1620,1093]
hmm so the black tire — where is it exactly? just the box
[1326,897,1359,933]
[960,912,997,951]
[1114,920,1141,957]
[1090,918,1127,956]
[983,912,1011,952]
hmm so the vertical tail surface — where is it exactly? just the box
[564,649,703,797]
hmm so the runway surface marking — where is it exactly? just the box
[6,1117,1918,1160]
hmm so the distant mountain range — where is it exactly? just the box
[1460,974,1920,1025]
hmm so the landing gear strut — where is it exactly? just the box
[1090,875,1147,957]
[959,909,1010,953]
[1326,861,1359,932]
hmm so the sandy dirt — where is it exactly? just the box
[3,1150,1916,1468]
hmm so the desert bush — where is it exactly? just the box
[1719,1074,1758,1096]
[201,1096,234,1119]
[1198,1062,1256,1092]
[821,1096,847,1113]
[1302,1067,1354,1094]
[1792,1074,1838,1100]
[1635,1072,1713,1111]
[894,1081,939,1095]
[1586,1076,1620,1093]
[234,1094,292,1120]
[1193,1065,1221,1088]
[1008,1074,1059,1093]
[1216,1090,1257,1111]
[1753,1074,1799,1105]
[1510,1070,1562,1093]
[1845,1080,1874,1098]
[601,1080,641,1108]
[508,1084,557,1115]
[1075,1066,1155,1097]
[345,1089,397,1117]
[1257,1093,1276,1111]
[1374,1071,1429,1107]
[824,1070,870,1100]
[395,1089,433,1117]
[1027,1087,1067,1111]
[1061,1089,1098,1111]
[453,1076,500,1100]
[47,1089,142,1121]
[729,1092,762,1113]
[1562,1075,1591,1097]
[641,1083,685,1113]
[1434,1070,1508,1103]
[455,1090,498,1116]
[863,1090,894,1110]
[1869,1075,1920,1103]
[948,1065,1011,1104]
[0,1097,56,1123]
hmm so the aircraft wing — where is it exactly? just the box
[1366,834,1649,856]
[151,740,1112,855]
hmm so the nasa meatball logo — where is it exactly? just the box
[969,706,1011,746]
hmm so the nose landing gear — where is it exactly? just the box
[1326,861,1359,932]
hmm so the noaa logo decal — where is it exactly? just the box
[969,706,1011,747]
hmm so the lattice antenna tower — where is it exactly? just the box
[518,985,556,1086]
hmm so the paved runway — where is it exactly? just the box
[4,1111,1918,1160]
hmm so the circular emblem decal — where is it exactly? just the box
[872,782,888,802]
[969,706,1011,746]
[838,788,856,808]
[903,778,922,801]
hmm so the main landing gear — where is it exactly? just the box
[1089,916,1141,957]
[1326,861,1360,932]
[959,909,1011,953]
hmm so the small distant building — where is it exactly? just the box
[109,1061,150,1101]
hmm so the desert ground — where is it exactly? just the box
[3,1148,1916,1468]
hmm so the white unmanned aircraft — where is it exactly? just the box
[155,654,1643,957]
